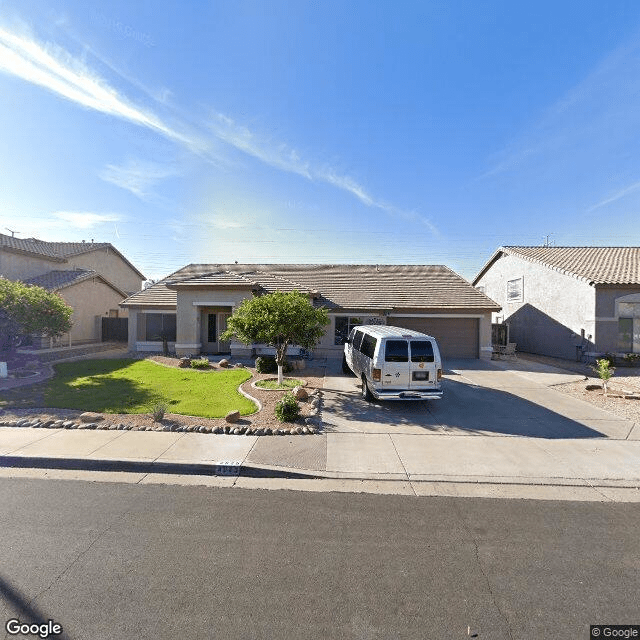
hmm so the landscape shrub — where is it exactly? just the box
[274,392,300,422]
[255,356,291,374]
[151,401,168,422]
[190,358,211,369]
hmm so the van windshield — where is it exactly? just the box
[385,340,408,362]
[411,340,434,362]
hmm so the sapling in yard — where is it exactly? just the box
[592,358,615,397]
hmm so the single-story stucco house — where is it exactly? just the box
[473,246,640,360]
[120,263,501,361]
[0,233,145,346]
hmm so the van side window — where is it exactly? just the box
[360,334,377,359]
[411,340,434,362]
[385,340,408,362]
[353,330,365,351]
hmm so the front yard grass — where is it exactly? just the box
[254,378,304,390]
[43,359,256,418]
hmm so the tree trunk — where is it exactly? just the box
[275,342,288,386]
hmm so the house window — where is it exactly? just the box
[506,277,523,303]
[335,316,363,345]
[145,313,176,341]
[618,317,633,352]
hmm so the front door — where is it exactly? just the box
[201,310,233,354]
[218,312,231,352]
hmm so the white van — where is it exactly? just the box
[343,325,444,401]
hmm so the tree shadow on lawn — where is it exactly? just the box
[44,359,161,414]
[322,375,606,439]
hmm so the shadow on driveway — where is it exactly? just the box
[323,367,607,439]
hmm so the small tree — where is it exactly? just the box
[0,277,73,354]
[221,290,329,385]
[592,358,615,397]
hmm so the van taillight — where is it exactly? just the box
[437,369,442,381]
[372,368,381,381]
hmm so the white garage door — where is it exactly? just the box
[387,317,479,359]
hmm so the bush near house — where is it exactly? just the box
[0,277,72,352]
[255,356,292,374]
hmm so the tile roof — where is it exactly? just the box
[24,269,98,290]
[479,246,640,285]
[123,263,499,311]
[0,233,145,278]
[121,282,177,307]
[23,269,128,297]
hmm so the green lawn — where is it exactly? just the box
[254,378,304,390]
[44,359,256,418]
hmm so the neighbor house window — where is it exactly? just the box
[506,277,523,303]
[145,313,177,341]
[618,317,633,352]
[335,316,363,345]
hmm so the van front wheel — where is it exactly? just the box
[361,376,373,401]
[342,355,352,375]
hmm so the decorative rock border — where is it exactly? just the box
[0,369,325,436]
[0,416,321,435]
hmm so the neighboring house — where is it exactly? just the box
[121,263,501,360]
[473,246,640,360]
[0,233,145,346]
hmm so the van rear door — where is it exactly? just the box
[381,339,410,388]
[409,340,437,389]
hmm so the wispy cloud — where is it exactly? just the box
[587,179,640,212]
[53,211,120,229]
[210,112,439,233]
[479,36,640,181]
[0,23,434,233]
[100,159,180,199]
[210,113,312,179]
[0,211,120,239]
[0,24,194,148]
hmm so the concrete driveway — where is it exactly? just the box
[322,358,638,440]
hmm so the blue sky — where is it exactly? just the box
[1,1,640,282]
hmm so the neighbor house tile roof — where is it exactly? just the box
[0,233,146,279]
[24,269,128,297]
[122,263,500,311]
[474,246,640,285]
[24,269,99,290]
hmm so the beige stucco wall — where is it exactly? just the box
[70,248,143,295]
[54,278,126,344]
[476,253,596,359]
[0,251,63,281]
[173,288,251,356]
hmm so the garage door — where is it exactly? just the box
[387,317,479,359]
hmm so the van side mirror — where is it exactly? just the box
[344,338,351,344]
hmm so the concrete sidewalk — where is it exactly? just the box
[1,357,640,500]
[1,424,640,501]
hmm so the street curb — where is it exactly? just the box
[0,455,321,479]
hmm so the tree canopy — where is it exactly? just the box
[221,290,329,383]
[0,277,73,352]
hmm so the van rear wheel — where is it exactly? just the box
[361,376,373,401]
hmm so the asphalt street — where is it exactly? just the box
[0,478,638,640]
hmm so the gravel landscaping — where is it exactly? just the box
[519,353,640,425]
[0,355,325,435]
